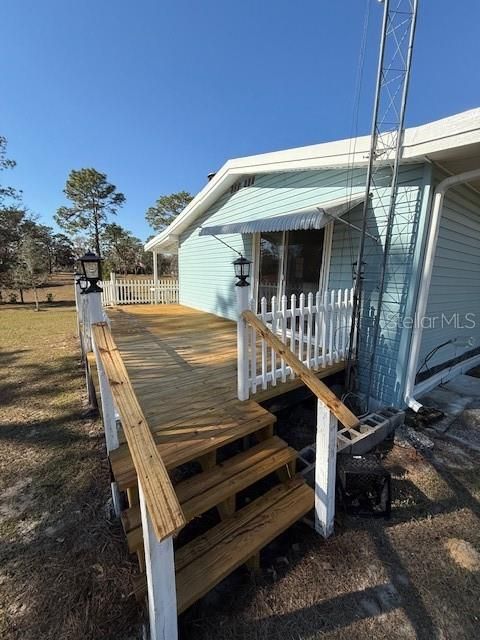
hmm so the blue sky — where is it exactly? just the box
[1,0,479,242]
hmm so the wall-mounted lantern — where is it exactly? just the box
[78,251,103,294]
[233,255,251,287]
[74,271,87,292]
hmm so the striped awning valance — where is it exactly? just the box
[199,194,365,236]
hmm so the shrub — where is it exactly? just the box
[46,292,55,303]
[8,293,17,304]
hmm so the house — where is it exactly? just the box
[84,109,480,637]
[146,108,480,411]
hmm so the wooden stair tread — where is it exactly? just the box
[110,410,275,490]
[122,436,297,552]
[133,477,314,612]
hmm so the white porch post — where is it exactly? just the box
[153,251,159,304]
[86,290,104,342]
[315,398,337,538]
[236,284,250,401]
[83,290,104,408]
[139,483,178,640]
[81,294,92,352]
[110,271,117,305]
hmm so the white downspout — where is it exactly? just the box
[404,167,480,412]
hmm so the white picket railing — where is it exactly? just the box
[238,287,354,398]
[100,276,179,306]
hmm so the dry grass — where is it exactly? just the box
[0,304,141,639]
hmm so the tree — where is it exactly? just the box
[103,222,148,275]
[12,222,50,310]
[52,233,75,270]
[72,235,90,260]
[33,224,56,273]
[55,168,125,257]
[0,208,26,299]
[0,136,21,206]
[145,191,193,232]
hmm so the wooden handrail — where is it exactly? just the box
[242,310,359,429]
[92,322,185,541]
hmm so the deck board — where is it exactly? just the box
[105,304,345,473]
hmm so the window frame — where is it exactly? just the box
[251,222,334,310]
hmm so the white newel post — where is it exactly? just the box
[83,290,104,409]
[153,251,159,304]
[236,284,250,401]
[86,291,104,340]
[139,483,178,640]
[110,271,117,305]
[315,398,337,538]
[81,293,91,351]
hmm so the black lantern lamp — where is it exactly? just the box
[233,255,251,287]
[78,275,88,292]
[79,251,103,294]
[74,271,86,291]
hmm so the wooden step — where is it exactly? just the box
[132,477,314,611]
[122,436,297,553]
[110,411,276,490]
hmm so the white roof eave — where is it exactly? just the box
[145,108,480,252]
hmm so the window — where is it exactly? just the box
[256,228,330,308]
[258,232,283,302]
[284,230,324,299]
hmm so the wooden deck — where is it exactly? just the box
[87,303,349,621]
[104,304,346,487]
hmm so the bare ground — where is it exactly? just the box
[0,304,141,639]
[1,272,77,305]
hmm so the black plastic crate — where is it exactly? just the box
[337,454,391,518]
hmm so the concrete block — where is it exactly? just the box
[298,407,406,483]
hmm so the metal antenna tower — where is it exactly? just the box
[346,0,419,407]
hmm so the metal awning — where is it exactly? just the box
[199,194,365,236]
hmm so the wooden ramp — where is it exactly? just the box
[89,304,347,614]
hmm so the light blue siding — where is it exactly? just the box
[354,164,429,406]
[418,175,480,375]
[179,168,366,320]
[178,163,429,407]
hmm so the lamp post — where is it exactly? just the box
[79,251,103,294]
[76,252,105,411]
[234,255,252,401]
[74,272,85,343]
[77,251,105,349]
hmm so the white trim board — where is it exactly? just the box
[413,353,480,400]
